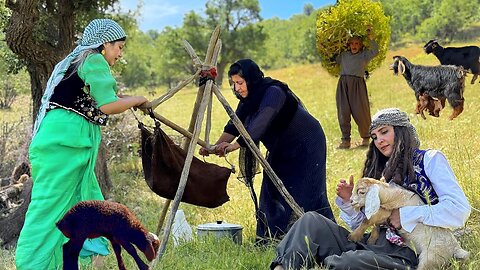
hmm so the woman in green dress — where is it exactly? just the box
[15,19,149,270]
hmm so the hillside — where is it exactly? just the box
[1,42,479,269]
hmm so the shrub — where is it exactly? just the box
[0,80,17,109]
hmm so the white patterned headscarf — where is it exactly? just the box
[369,108,420,147]
[32,18,126,137]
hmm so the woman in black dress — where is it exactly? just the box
[200,59,334,242]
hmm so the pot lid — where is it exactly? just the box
[197,220,243,231]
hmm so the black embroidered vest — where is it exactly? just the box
[48,71,108,125]
[403,149,439,205]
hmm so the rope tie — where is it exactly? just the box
[222,148,236,174]
[198,67,217,86]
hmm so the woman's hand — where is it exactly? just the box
[133,96,150,109]
[389,208,402,230]
[367,25,374,40]
[199,145,216,156]
[100,95,150,114]
[214,142,240,157]
[336,175,355,203]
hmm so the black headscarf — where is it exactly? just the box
[228,59,302,133]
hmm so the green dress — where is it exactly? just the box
[16,54,118,270]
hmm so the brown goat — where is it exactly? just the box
[416,93,446,119]
[56,200,160,270]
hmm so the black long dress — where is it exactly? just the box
[224,59,335,240]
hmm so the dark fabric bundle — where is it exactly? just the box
[139,123,231,208]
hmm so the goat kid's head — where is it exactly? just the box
[391,56,407,75]
[350,177,388,219]
[423,39,439,54]
[144,232,160,261]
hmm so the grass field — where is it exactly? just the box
[1,42,480,269]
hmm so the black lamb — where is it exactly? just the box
[56,200,160,270]
[391,56,466,120]
[424,39,480,84]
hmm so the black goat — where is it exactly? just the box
[424,39,480,84]
[56,200,160,270]
[391,56,465,120]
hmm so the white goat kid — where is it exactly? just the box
[349,177,469,270]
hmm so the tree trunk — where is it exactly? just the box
[95,142,112,199]
[5,0,76,122]
[4,0,112,197]
[27,63,55,122]
[216,59,229,87]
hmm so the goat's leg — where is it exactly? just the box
[432,100,442,117]
[416,248,445,270]
[366,226,381,245]
[110,240,127,270]
[449,99,464,120]
[118,240,149,270]
[417,95,428,119]
[440,97,446,108]
[62,238,85,270]
[348,220,371,242]
[471,74,478,84]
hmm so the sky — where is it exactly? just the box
[118,0,336,32]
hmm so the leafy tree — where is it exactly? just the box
[154,26,193,89]
[257,13,320,69]
[2,0,137,195]
[381,0,479,43]
[0,38,29,108]
[121,28,158,88]
[381,0,435,43]
[304,3,315,16]
[416,0,479,41]
[3,0,121,121]
[204,0,266,85]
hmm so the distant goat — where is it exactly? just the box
[391,56,466,120]
[424,39,480,84]
[56,200,160,270]
[349,178,469,270]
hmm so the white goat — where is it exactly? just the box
[349,177,469,270]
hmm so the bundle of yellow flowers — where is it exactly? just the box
[316,0,391,76]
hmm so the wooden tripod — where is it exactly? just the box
[145,26,304,268]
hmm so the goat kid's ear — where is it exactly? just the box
[143,232,160,261]
[364,184,381,220]
[144,242,156,261]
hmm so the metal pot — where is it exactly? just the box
[197,220,243,245]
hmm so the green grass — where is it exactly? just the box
[1,42,480,269]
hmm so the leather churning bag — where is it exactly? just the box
[139,123,231,208]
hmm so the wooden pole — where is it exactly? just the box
[149,70,201,110]
[151,27,221,268]
[150,79,214,268]
[144,109,210,149]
